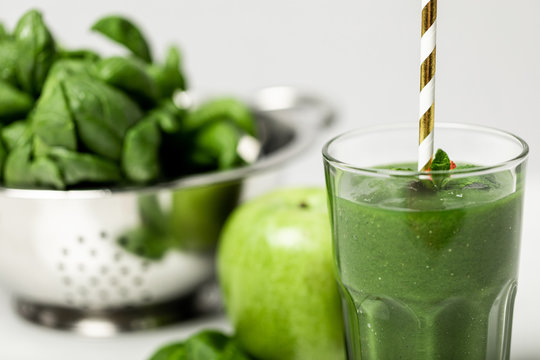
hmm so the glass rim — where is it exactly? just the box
[322,122,529,177]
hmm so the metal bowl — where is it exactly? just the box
[0,86,333,335]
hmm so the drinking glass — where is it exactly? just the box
[323,123,528,360]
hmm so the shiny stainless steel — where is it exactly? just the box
[0,86,333,335]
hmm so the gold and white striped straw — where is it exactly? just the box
[418,0,437,171]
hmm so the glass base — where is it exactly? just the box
[341,281,517,360]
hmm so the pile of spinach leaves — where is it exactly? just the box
[0,10,256,189]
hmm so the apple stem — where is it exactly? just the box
[299,202,308,209]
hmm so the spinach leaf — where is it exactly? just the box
[191,121,245,170]
[185,331,227,359]
[150,109,181,134]
[118,195,174,260]
[138,195,168,232]
[31,78,77,152]
[147,99,185,134]
[32,135,51,157]
[63,75,143,160]
[0,41,19,86]
[117,227,173,260]
[0,80,33,121]
[220,343,254,360]
[147,46,187,99]
[149,342,186,360]
[30,156,64,189]
[3,144,33,187]
[149,330,253,360]
[46,58,97,82]
[122,119,161,183]
[91,16,152,63]
[3,143,65,189]
[2,120,31,150]
[97,56,158,103]
[48,147,122,185]
[185,98,256,136]
[13,9,56,95]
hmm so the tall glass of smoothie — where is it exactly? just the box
[323,123,528,360]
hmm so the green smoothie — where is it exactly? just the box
[330,165,524,359]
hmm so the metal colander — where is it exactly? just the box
[0,86,333,335]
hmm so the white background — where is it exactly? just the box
[1,1,539,359]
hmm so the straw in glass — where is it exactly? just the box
[418,0,437,171]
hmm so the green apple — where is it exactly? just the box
[217,188,345,360]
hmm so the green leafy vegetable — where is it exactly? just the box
[117,227,174,260]
[147,101,183,134]
[117,195,174,259]
[185,98,256,136]
[97,56,158,103]
[0,41,19,86]
[429,149,452,189]
[30,156,64,189]
[183,98,258,172]
[138,195,169,232]
[430,148,451,171]
[49,147,122,185]
[31,78,77,152]
[2,120,30,150]
[91,16,152,63]
[3,144,33,187]
[148,330,254,360]
[150,342,187,360]
[0,80,33,121]
[13,9,56,95]
[191,121,245,170]
[63,75,142,160]
[147,46,187,99]
[4,143,65,189]
[122,119,161,183]
[0,9,258,192]
[45,58,97,83]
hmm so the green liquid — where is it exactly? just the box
[331,166,524,359]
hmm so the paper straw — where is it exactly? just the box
[418,0,437,171]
